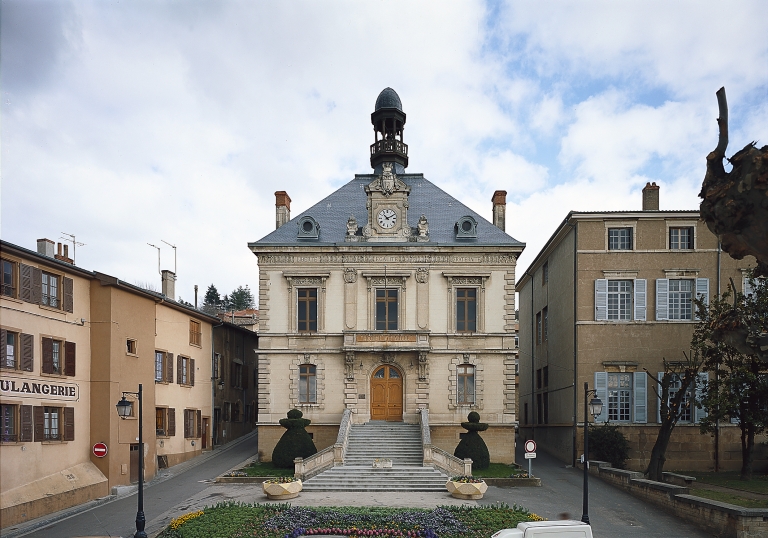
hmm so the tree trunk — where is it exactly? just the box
[647,421,675,481]
[741,424,755,481]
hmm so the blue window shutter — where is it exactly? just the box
[595,279,608,321]
[695,278,709,320]
[695,372,709,423]
[634,279,646,321]
[633,371,647,423]
[656,279,669,320]
[594,372,608,423]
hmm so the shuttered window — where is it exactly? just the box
[1,329,17,369]
[189,320,202,346]
[1,404,17,442]
[184,409,199,438]
[168,408,176,436]
[41,272,60,308]
[1,259,16,298]
[656,278,709,321]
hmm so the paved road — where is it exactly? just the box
[480,443,710,538]
[5,431,711,538]
[9,433,259,538]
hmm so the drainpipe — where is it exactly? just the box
[211,319,224,449]
[531,270,536,441]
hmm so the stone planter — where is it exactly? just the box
[372,458,393,468]
[262,479,303,500]
[445,479,488,500]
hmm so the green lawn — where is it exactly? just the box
[238,461,295,477]
[158,502,543,538]
[687,471,768,495]
[471,463,526,478]
[690,488,768,509]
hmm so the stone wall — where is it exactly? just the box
[584,461,768,538]
[257,424,339,463]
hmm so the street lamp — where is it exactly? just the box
[116,384,147,538]
[581,382,604,525]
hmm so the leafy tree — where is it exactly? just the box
[695,275,768,480]
[203,284,221,310]
[589,424,630,469]
[644,353,702,481]
[177,297,194,307]
[227,285,255,310]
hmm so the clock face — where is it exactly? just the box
[377,208,397,229]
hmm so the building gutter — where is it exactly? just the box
[570,217,578,467]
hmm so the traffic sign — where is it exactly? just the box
[525,452,537,459]
[524,440,537,453]
[93,442,108,458]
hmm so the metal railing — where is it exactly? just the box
[370,139,408,157]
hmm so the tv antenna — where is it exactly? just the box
[161,240,177,274]
[147,243,161,274]
[60,233,85,264]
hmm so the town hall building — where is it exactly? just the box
[249,88,525,462]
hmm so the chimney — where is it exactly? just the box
[642,182,660,211]
[275,191,291,229]
[161,270,176,299]
[37,238,55,258]
[54,242,74,265]
[492,190,507,231]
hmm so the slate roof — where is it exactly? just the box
[250,174,524,247]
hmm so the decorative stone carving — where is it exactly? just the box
[415,267,429,284]
[346,215,358,236]
[380,162,396,195]
[452,277,483,286]
[418,351,428,381]
[417,214,429,237]
[345,352,355,380]
[382,352,396,364]
[343,268,357,284]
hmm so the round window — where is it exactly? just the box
[461,220,472,232]
[302,221,314,232]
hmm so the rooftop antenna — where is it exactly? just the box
[147,243,161,274]
[60,233,85,264]
[161,240,177,274]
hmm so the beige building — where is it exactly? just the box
[517,183,765,472]
[1,239,216,529]
[249,89,523,462]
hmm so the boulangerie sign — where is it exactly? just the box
[0,374,79,401]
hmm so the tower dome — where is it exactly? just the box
[375,87,403,111]
[370,88,408,169]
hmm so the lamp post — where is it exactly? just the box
[581,382,604,525]
[116,384,147,538]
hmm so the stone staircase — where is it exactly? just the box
[302,421,449,492]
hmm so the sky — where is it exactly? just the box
[2,0,767,305]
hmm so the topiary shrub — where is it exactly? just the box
[454,412,490,470]
[271,409,317,469]
[588,423,630,469]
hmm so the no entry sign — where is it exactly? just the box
[93,442,108,458]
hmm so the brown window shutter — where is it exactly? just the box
[20,264,33,302]
[63,407,75,441]
[65,341,76,376]
[196,410,201,438]
[0,329,6,367]
[42,337,53,374]
[165,353,174,383]
[190,359,195,386]
[230,362,236,387]
[243,366,248,390]
[20,405,33,442]
[168,408,176,436]
[63,277,74,313]
[33,406,44,442]
[183,410,190,438]
[21,333,34,372]
[177,356,182,384]
[31,267,42,304]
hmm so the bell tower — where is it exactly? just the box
[370,87,408,170]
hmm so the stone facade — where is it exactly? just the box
[249,89,524,464]
[517,185,765,472]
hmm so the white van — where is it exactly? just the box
[491,520,593,538]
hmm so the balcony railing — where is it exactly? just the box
[370,139,408,157]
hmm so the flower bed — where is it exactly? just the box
[157,502,543,538]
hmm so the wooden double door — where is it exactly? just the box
[370,365,403,421]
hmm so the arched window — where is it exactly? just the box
[299,364,317,403]
[457,364,475,405]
